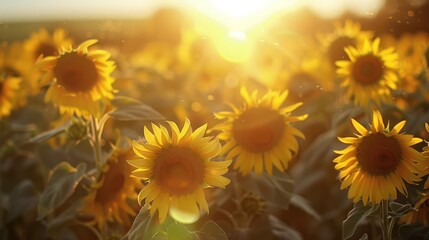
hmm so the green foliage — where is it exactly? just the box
[388,202,417,218]
[28,121,71,143]
[236,171,294,208]
[124,206,227,240]
[6,180,38,223]
[109,97,165,122]
[398,224,429,240]
[342,201,380,240]
[37,162,87,220]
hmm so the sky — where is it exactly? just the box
[0,0,184,21]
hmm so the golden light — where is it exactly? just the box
[346,0,386,17]
[190,0,301,31]
[215,31,253,63]
[306,0,347,19]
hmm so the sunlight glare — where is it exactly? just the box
[216,31,252,63]
[190,0,301,31]
[347,0,386,17]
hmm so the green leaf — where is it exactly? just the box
[290,194,321,220]
[342,201,380,240]
[28,121,71,143]
[109,103,165,121]
[37,162,86,220]
[167,223,194,240]
[237,171,294,208]
[398,224,429,240]
[195,221,228,240]
[46,199,86,230]
[388,202,417,218]
[6,180,38,222]
[269,215,302,240]
[123,205,151,240]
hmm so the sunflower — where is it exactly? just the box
[25,28,72,61]
[37,39,116,116]
[422,123,429,189]
[336,38,399,107]
[20,28,73,94]
[0,74,21,118]
[129,119,231,223]
[211,87,308,176]
[400,192,429,225]
[84,146,142,229]
[334,110,427,205]
[320,19,373,66]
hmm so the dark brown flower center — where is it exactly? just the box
[35,42,58,60]
[352,55,384,85]
[328,36,355,65]
[95,165,126,204]
[53,52,98,92]
[0,81,3,94]
[232,108,285,153]
[153,146,204,195]
[356,133,402,175]
[95,154,130,204]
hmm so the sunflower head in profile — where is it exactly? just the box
[422,122,429,190]
[0,74,21,118]
[320,19,373,66]
[83,146,142,230]
[336,38,399,107]
[211,87,308,176]
[334,110,428,205]
[25,28,72,62]
[129,119,231,223]
[37,39,116,116]
[400,192,429,225]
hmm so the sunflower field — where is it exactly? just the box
[1,1,429,239]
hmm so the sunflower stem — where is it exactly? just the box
[90,115,102,168]
[380,200,391,240]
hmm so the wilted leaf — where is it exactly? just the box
[37,162,86,220]
[342,201,380,240]
[6,180,38,222]
[109,104,165,121]
[28,121,71,143]
[359,233,368,240]
[195,221,228,240]
[388,202,417,218]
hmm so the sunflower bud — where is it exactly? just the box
[66,118,88,143]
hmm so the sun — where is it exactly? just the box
[212,87,307,176]
[334,110,428,205]
[37,39,116,116]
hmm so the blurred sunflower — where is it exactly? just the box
[336,38,399,107]
[23,28,73,94]
[129,119,231,223]
[392,33,428,93]
[400,192,429,225]
[212,87,307,176]
[422,123,429,189]
[334,110,427,205]
[320,19,373,66]
[37,39,116,116]
[25,28,72,61]
[278,56,332,101]
[0,74,21,118]
[84,146,141,229]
